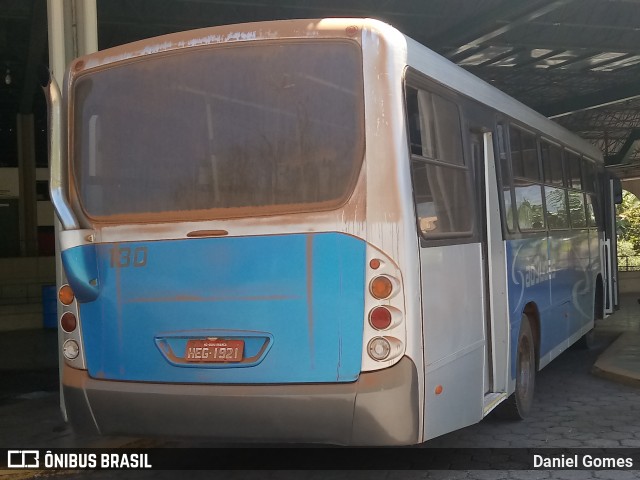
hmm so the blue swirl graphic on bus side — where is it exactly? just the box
[506,230,597,379]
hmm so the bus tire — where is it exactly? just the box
[498,316,536,420]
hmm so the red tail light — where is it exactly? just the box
[61,312,77,332]
[369,306,392,330]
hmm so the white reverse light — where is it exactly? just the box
[63,339,80,360]
[367,337,391,361]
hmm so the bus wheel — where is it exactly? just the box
[498,316,536,420]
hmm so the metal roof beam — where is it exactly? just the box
[477,47,525,67]
[606,129,640,166]
[559,112,640,132]
[450,45,488,64]
[523,19,640,34]
[428,0,574,56]
[583,53,637,71]
[537,82,640,118]
[545,51,599,71]
[513,49,565,69]
[463,37,640,56]
[563,126,640,134]
[100,0,437,21]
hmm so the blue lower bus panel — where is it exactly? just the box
[62,232,366,384]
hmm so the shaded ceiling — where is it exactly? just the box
[2,0,640,177]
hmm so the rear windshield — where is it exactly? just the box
[72,40,364,222]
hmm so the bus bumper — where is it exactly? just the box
[62,356,420,446]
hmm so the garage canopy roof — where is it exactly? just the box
[2,0,640,175]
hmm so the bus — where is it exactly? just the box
[42,18,620,445]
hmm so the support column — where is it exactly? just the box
[17,113,38,256]
[48,0,98,85]
[47,0,98,422]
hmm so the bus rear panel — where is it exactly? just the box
[56,20,421,446]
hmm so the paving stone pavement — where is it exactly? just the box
[2,297,640,479]
[426,331,640,450]
[5,329,640,479]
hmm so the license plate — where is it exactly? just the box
[184,339,244,363]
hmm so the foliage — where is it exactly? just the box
[617,191,640,252]
[617,239,640,271]
[618,239,637,257]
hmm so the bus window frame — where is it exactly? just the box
[507,123,548,234]
[495,121,518,235]
[539,137,570,232]
[568,188,588,229]
[564,148,583,192]
[403,68,478,247]
[540,137,567,188]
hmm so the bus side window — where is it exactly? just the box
[582,159,600,228]
[510,126,545,231]
[515,181,545,230]
[568,190,587,228]
[585,193,598,227]
[540,141,564,187]
[406,87,472,238]
[541,140,569,230]
[582,159,596,194]
[544,186,569,230]
[406,87,435,158]
[566,151,582,190]
[564,150,587,229]
[496,124,515,232]
[510,127,540,182]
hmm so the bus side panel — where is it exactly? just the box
[62,232,366,384]
[568,230,595,336]
[507,230,595,376]
[421,243,485,440]
[506,236,553,377]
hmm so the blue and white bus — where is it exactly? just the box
[43,18,619,445]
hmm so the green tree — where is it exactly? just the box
[617,190,640,251]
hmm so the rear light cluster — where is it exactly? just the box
[362,248,406,370]
[58,284,82,362]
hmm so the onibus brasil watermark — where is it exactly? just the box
[7,450,152,469]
